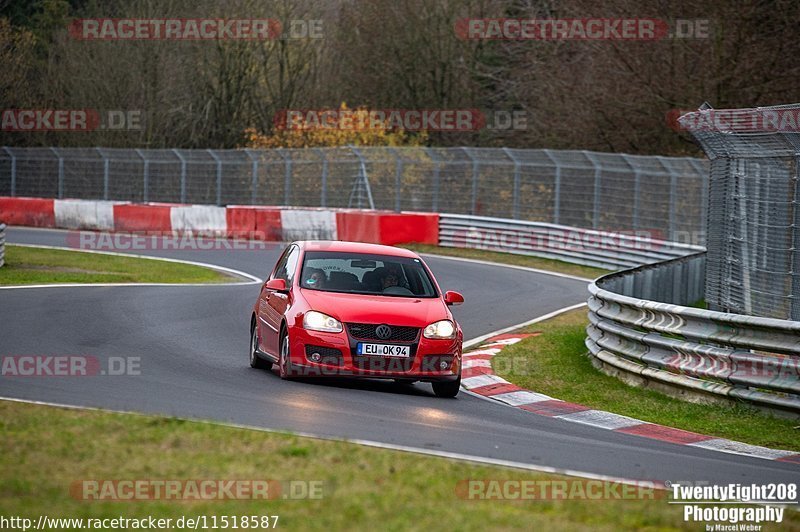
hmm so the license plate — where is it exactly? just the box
[357,343,410,358]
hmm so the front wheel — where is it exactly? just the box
[278,329,295,380]
[250,324,272,370]
[432,375,461,398]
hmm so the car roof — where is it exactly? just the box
[294,240,420,258]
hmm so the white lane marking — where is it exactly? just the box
[555,410,644,430]
[687,438,798,461]
[0,244,262,288]
[0,395,664,489]
[461,374,510,389]
[491,390,553,406]
[462,359,492,369]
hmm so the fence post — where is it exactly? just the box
[388,148,402,213]
[585,151,602,229]
[208,149,223,206]
[313,148,328,207]
[793,155,800,320]
[243,149,258,205]
[96,147,110,200]
[621,154,641,232]
[134,149,149,202]
[50,147,64,199]
[277,149,292,206]
[461,147,478,215]
[689,158,709,246]
[657,156,679,241]
[349,146,375,209]
[502,147,521,219]
[173,149,187,203]
[426,148,441,212]
[3,147,16,197]
[543,149,561,224]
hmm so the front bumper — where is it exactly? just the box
[287,325,461,381]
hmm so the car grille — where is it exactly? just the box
[346,323,419,342]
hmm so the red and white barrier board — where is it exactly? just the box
[0,197,439,246]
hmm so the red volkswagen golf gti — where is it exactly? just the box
[249,241,465,397]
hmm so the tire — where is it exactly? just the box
[432,375,461,398]
[278,329,294,380]
[250,323,272,370]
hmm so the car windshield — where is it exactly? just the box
[300,251,437,298]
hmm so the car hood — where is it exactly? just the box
[300,289,450,327]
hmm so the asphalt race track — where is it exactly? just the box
[1,227,798,486]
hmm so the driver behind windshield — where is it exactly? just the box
[381,272,399,290]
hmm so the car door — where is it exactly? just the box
[259,245,299,355]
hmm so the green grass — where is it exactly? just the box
[0,245,233,285]
[402,244,610,280]
[493,308,800,451]
[0,400,728,531]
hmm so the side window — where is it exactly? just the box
[272,246,292,281]
[284,246,300,283]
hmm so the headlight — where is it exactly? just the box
[424,320,456,339]
[303,310,343,333]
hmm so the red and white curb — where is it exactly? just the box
[461,334,800,465]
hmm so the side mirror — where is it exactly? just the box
[444,291,464,306]
[265,278,288,292]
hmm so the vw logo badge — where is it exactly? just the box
[375,324,392,340]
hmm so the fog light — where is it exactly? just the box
[310,352,322,362]
[439,360,449,370]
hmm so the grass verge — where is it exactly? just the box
[401,244,610,280]
[0,400,720,531]
[493,308,800,451]
[0,245,234,285]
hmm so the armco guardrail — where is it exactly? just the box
[0,222,5,268]
[439,213,704,270]
[587,253,800,414]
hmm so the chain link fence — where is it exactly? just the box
[681,104,800,321]
[0,146,708,244]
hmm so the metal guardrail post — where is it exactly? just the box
[543,149,561,224]
[502,148,521,219]
[173,149,188,204]
[50,147,64,199]
[134,149,149,202]
[208,149,223,206]
[3,147,16,197]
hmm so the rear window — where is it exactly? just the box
[300,251,437,298]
